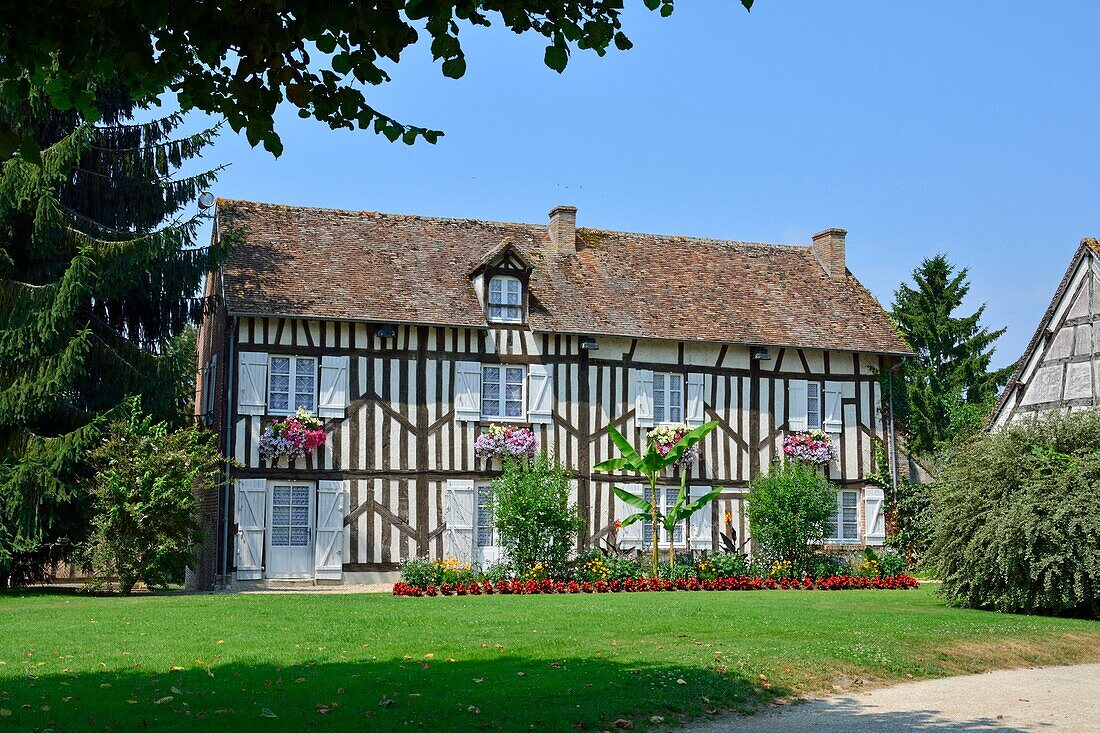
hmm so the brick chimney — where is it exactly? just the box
[548,205,577,254]
[811,228,847,280]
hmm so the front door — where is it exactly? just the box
[267,483,314,578]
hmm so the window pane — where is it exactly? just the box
[483,382,500,400]
[505,383,522,401]
[506,367,523,384]
[483,366,500,384]
[271,357,290,375]
[483,399,500,417]
[294,393,313,410]
[295,374,314,392]
[271,527,290,546]
[505,400,522,418]
[489,304,503,319]
[490,278,502,299]
[291,506,309,526]
[292,488,310,506]
[477,488,492,548]
[272,506,290,526]
[270,393,289,412]
[273,486,292,504]
[505,280,521,304]
[670,404,682,423]
[270,373,290,393]
[505,305,522,321]
[290,527,309,546]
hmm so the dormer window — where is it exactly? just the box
[488,275,523,323]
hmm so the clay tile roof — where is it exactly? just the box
[216,199,911,355]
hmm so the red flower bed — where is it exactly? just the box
[393,575,919,597]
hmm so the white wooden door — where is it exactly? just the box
[266,483,314,578]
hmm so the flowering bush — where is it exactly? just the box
[782,429,836,465]
[258,408,327,460]
[647,423,700,467]
[394,574,920,596]
[398,557,475,586]
[474,423,538,461]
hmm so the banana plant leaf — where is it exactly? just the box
[663,486,723,532]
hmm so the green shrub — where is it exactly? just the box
[747,460,836,576]
[697,552,750,579]
[804,552,848,580]
[927,411,1100,617]
[660,560,696,581]
[400,558,439,587]
[480,561,512,583]
[78,399,223,594]
[490,454,583,578]
[604,555,647,581]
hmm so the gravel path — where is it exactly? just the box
[679,663,1100,733]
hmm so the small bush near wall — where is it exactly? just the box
[927,411,1100,618]
[78,398,224,595]
[746,461,836,577]
[490,454,583,578]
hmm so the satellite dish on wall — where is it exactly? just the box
[198,191,216,209]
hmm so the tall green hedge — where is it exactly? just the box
[928,410,1100,617]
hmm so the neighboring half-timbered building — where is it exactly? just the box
[991,238,1100,429]
[191,200,911,588]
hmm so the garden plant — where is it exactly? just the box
[746,460,836,577]
[594,421,720,577]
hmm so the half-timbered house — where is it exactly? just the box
[191,200,911,588]
[991,238,1100,429]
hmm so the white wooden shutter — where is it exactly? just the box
[688,485,714,550]
[317,355,350,418]
[864,487,886,545]
[527,362,553,424]
[443,479,476,564]
[314,480,347,579]
[634,369,654,428]
[237,352,268,416]
[234,478,267,580]
[685,373,705,427]
[824,381,843,433]
[615,483,644,547]
[454,362,482,422]
[788,379,808,431]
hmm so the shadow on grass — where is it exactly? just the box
[0,655,783,732]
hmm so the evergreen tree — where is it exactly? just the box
[0,83,227,583]
[890,255,1013,455]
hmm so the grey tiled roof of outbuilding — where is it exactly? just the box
[216,199,911,355]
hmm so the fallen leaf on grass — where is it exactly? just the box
[261,708,277,718]
[516,671,527,677]
[316,704,331,714]
[153,696,173,705]
[468,706,481,714]
[423,653,434,659]
[379,697,395,708]
[650,715,664,723]
[170,666,185,672]
[676,678,686,685]
[613,719,634,730]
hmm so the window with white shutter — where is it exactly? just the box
[527,362,553,424]
[807,382,822,430]
[633,370,655,427]
[864,487,886,545]
[688,485,714,550]
[237,352,268,416]
[481,365,525,420]
[614,484,644,547]
[443,479,476,564]
[685,373,705,427]
[454,361,482,422]
[653,373,684,425]
[642,487,685,547]
[314,480,347,579]
[268,355,317,415]
[826,489,860,542]
[488,276,523,323]
[317,355,349,418]
[823,381,843,433]
[234,478,267,580]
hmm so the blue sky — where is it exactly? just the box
[192,1,1100,369]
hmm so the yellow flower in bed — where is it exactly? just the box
[769,559,794,579]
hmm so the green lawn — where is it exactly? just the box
[1,586,1098,732]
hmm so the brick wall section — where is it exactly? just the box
[186,273,228,591]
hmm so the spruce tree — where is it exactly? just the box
[0,83,226,583]
[890,255,1014,455]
